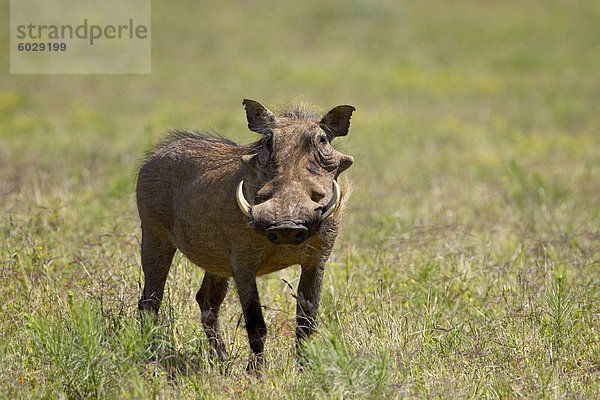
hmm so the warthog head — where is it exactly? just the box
[236,99,355,245]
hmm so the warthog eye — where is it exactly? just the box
[317,134,334,168]
[317,134,332,155]
[257,142,271,167]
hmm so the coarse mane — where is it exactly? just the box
[141,129,267,167]
[276,102,322,121]
[154,130,237,152]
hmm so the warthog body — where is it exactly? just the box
[137,99,355,371]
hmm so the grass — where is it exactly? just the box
[1,0,600,398]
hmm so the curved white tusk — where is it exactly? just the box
[236,180,251,218]
[320,180,340,222]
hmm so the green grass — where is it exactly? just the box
[2,0,600,398]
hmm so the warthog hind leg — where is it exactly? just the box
[138,227,176,318]
[196,272,230,361]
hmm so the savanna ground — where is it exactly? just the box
[1,0,600,398]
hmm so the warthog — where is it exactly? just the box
[137,99,355,371]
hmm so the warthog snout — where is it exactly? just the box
[265,221,309,245]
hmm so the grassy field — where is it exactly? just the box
[2,0,600,398]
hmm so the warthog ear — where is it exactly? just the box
[243,99,278,133]
[319,105,356,139]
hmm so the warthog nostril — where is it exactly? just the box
[267,232,280,244]
[292,229,307,244]
[265,223,309,245]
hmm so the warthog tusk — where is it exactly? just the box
[236,180,251,218]
[320,180,340,222]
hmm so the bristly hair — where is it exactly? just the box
[159,129,236,149]
[141,129,240,165]
[276,102,322,121]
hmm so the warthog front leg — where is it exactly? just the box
[296,264,325,355]
[232,265,266,373]
[138,227,176,318]
[196,272,229,361]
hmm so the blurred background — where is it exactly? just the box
[1,0,600,397]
